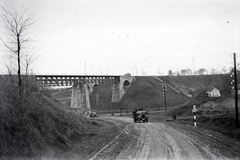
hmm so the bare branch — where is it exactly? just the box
[3,59,12,75]
[0,5,10,14]
[1,6,36,96]
[0,37,17,54]
[22,47,42,75]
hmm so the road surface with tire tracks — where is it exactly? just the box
[90,116,240,160]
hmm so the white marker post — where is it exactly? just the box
[192,105,197,127]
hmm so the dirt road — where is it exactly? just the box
[90,116,240,160]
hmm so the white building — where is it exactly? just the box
[206,87,221,97]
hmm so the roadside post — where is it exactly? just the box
[192,105,197,127]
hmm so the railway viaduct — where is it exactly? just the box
[35,74,135,114]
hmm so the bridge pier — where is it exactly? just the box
[112,74,135,102]
[112,81,121,102]
[70,82,91,114]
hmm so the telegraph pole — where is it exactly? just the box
[162,83,167,114]
[233,53,239,127]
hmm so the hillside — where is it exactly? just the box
[159,74,231,96]
[90,83,113,110]
[157,74,236,116]
[0,79,119,159]
[51,88,72,107]
[119,76,190,111]
[89,76,191,112]
[91,74,233,112]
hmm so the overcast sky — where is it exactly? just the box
[0,0,240,75]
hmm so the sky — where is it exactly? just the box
[0,0,240,75]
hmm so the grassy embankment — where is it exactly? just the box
[0,76,119,159]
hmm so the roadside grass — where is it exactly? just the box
[52,119,120,160]
[149,111,240,142]
[88,119,134,160]
[149,97,240,142]
[175,115,240,142]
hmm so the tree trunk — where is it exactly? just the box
[17,35,22,97]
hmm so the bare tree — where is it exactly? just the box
[229,67,233,74]
[0,6,35,96]
[194,70,199,75]
[221,66,227,74]
[181,69,188,75]
[198,68,207,75]
[210,68,217,74]
[168,69,173,76]
[187,68,192,75]
[22,48,40,75]
[175,70,180,76]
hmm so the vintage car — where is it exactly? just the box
[90,112,98,118]
[132,108,148,123]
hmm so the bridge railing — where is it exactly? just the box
[0,74,120,88]
[35,75,120,87]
